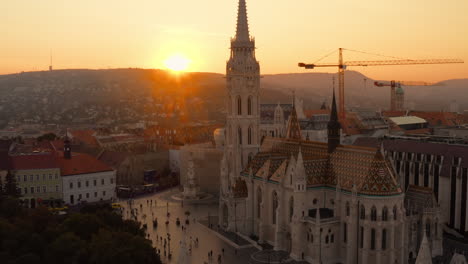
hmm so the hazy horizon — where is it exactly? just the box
[2,0,467,82]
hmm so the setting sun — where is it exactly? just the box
[164,54,190,72]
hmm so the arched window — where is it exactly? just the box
[238,127,242,145]
[289,196,294,222]
[382,207,388,221]
[382,229,387,250]
[370,228,376,250]
[435,219,438,236]
[248,153,253,164]
[343,223,347,243]
[371,206,377,221]
[248,96,252,115]
[248,126,252,145]
[426,219,431,238]
[272,191,278,224]
[346,202,350,217]
[237,96,242,115]
[360,205,366,220]
[393,206,398,220]
[257,187,262,219]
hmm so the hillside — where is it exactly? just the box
[0,69,465,127]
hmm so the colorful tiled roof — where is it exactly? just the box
[245,137,401,196]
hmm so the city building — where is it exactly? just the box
[10,150,62,208]
[60,139,116,205]
[355,135,468,236]
[218,1,442,263]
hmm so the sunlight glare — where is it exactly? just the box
[164,54,190,72]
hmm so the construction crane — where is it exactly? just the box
[374,80,439,111]
[298,48,463,119]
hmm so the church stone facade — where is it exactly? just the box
[219,1,442,263]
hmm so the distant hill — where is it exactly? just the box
[0,69,465,127]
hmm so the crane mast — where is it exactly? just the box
[299,49,463,119]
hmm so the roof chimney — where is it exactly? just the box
[64,137,71,159]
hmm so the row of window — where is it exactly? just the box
[22,185,59,194]
[235,96,253,116]
[307,229,335,245]
[350,204,398,221]
[390,151,444,164]
[17,173,59,183]
[75,191,107,201]
[359,227,388,250]
[69,178,114,189]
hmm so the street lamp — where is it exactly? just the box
[234,201,238,244]
[319,228,323,264]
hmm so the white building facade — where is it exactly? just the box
[218,1,443,263]
[62,170,116,205]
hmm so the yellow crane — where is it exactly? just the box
[299,48,463,119]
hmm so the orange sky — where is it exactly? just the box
[1,0,467,81]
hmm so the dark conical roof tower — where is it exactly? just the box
[327,89,341,153]
[286,92,302,140]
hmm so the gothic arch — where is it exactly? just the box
[382,206,388,221]
[248,126,252,145]
[393,205,398,220]
[237,96,242,115]
[426,218,431,238]
[248,152,254,164]
[371,206,377,221]
[238,127,242,145]
[289,196,294,222]
[257,187,262,219]
[272,191,279,224]
[222,203,229,228]
[248,96,252,115]
[360,205,366,220]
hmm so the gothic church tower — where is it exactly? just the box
[219,0,260,232]
[224,0,260,183]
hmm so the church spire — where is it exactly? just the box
[327,87,341,153]
[286,104,302,140]
[235,0,250,42]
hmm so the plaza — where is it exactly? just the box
[118,188,307,264]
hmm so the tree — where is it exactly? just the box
[0,176,4,196]
[4,171,20,197]
[37,133,57,142]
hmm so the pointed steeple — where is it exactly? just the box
[235,0,250,42]
[415,232,432,264]
[286,92,302,140]
[330,88,339,124]
[327,88,341,153]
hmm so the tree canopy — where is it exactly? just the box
[0,197,162,264]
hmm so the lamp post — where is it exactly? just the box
[235,201,238,244]
[319,228,323,264]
